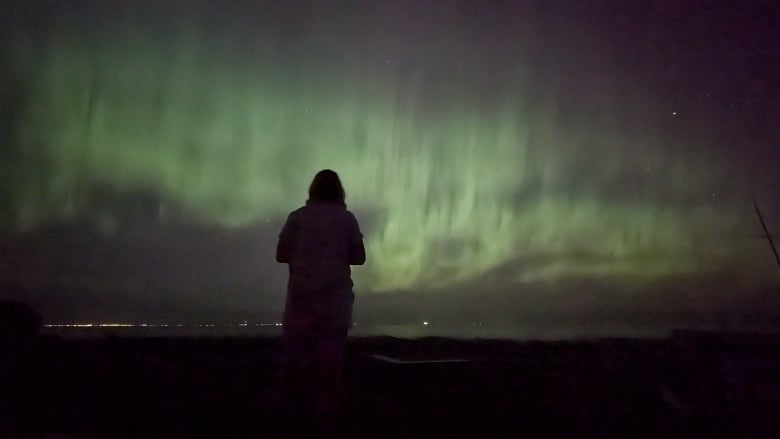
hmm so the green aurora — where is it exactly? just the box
[4,6,771,293]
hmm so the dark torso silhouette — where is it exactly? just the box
[278,201,364,335]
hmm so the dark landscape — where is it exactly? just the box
[3,331,780,438]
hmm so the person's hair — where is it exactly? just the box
[308,169,346,204]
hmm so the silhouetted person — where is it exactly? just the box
[275,169,366,434]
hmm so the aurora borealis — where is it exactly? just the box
[1,1,779,328]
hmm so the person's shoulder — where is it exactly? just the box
[286,206,308,221]
[290,206,307,215]
[343,208,361,224]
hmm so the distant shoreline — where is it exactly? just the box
[41,321,780,341]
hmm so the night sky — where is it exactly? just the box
[1,0,778,334]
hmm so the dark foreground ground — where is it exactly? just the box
[2,331,779,438]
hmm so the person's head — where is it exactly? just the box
[308,169,346,204]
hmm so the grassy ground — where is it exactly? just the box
[2,332,779,438]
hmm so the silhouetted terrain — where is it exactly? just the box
[2,332,780,438]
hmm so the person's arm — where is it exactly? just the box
[348,213,366,265]
[276,214,294,263]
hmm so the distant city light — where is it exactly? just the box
[423,321,429,325]
[44,322,284,328]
